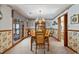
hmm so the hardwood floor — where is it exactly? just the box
[5,37,75,54]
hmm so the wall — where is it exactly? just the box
[53,29,58,39]
[0,5,12,30]
[46,20,52,28]
[67,4,79,53]
[13,10,28,39]
[24,19,28,37]
[52,4,79,53]
[52,6,68,40]
[28,19,35,28]
[0,30,12,53]
[0,5,12,53]
[52,17,58,29]
[68,5,79,30]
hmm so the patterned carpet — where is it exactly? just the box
[5,37,76,54]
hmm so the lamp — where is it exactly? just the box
[0,10,3,20]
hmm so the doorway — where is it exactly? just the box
[58,13,68,46]
[22,24,24,37]
[12,19,20,44]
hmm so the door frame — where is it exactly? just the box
[22,24,24,37]
[58,13,68,46]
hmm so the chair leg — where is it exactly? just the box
[35,44,37,54]
[44,44,45,54]
[48,43,49,51]
[31,39,32,51]
[48,39,49,51]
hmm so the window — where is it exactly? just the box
[15,24,20,34]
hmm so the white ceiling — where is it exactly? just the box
[9,4,72,19]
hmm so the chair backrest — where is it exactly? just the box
[45,29,50,37]
[36,31,45,44]
[30,30,35,37]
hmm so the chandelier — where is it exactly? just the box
[35,9,45,23]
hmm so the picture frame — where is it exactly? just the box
[71,14,79,24]
[52,21,57,25]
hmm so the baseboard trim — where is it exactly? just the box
[52,36,59,41]
[52,36,78,54]
[67,46,78,54]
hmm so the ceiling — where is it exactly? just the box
[9,4,72,19]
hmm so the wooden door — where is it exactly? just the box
[58,13,68,46]
[64,13,68,46]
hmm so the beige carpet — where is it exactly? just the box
[5,37,75,54]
